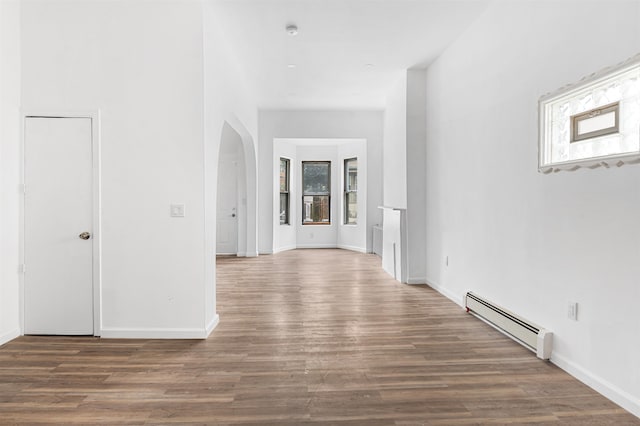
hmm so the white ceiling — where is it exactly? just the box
[210,0,489,110]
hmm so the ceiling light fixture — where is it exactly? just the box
[287,64,297,69]
[286,24,298,36]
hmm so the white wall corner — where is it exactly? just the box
[425,277,465,308]
[205,314,220,337]
[296,243,338,249]
[274,244,297,254]
[0,329,21,347]
[337,244,367,253]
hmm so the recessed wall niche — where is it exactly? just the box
[538,54,640,172]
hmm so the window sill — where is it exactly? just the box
[539,151,640,173]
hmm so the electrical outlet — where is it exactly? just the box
[170,204,185,217]
[568,302,578,321]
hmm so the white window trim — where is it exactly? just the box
[538,53,640,173]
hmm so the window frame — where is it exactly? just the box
[343,157,357,225]
[538,54,640,172]
[301,161,331,225]
[279,157,290,225]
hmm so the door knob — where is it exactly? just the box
[231,213,236,217]
[79,232,91,240]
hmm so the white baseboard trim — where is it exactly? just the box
[101,326,211,339]
[406,276,427,285]
[424,278,639,418]
[296,244,338,249]
[0,328,20,347]
[425,277,464,308]
[551,352,640,418]
[274,245,296,254]
[259,250,273,255]
[205,314,220,338]
[337,244,367,253]
[245,251,258,257]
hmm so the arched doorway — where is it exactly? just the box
[216,118,258,257]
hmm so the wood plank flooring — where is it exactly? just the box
[1,249,638,424]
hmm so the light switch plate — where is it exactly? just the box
[170,204,185,217]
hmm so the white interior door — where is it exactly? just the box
[216,159,238,255]
[24,117,94,335]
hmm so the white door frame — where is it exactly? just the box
[20,110,102,336]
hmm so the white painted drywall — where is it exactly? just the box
[425,0,640,416]
[21,0,208,337]
[0,0,22,345]
[203,1,259,329]
[382,70,427,283]
[258,111,383,254]
[405,70,427,283]
[383,74,408,209]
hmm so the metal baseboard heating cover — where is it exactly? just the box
[465,292,553,360]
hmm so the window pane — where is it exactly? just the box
[279,159,289,192]
[345,192,357,225]
[279,193,289,225]
[303,195,330,223]
[303,162,330,194]
[345,159,357,191]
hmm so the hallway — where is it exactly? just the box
[0,249,636,424]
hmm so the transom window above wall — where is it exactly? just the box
[538,54,640,172]
[302,161,331,225]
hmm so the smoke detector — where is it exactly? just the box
[286,24,298,36]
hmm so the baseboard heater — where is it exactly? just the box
[465,292,553,360]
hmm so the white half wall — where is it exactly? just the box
[258,111,383,254]
[425,0,640,417]
[0,0,22,346]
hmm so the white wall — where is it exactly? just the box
[425,0,640,416]
[203,1,259,329]
[259,111,383,254]
[0,0,22,345]
[383,74,407,209]
[382,70,427,283]
[21,0,208,337]
[406,70,427,283]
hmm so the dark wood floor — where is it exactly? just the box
[0,249,637,424]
